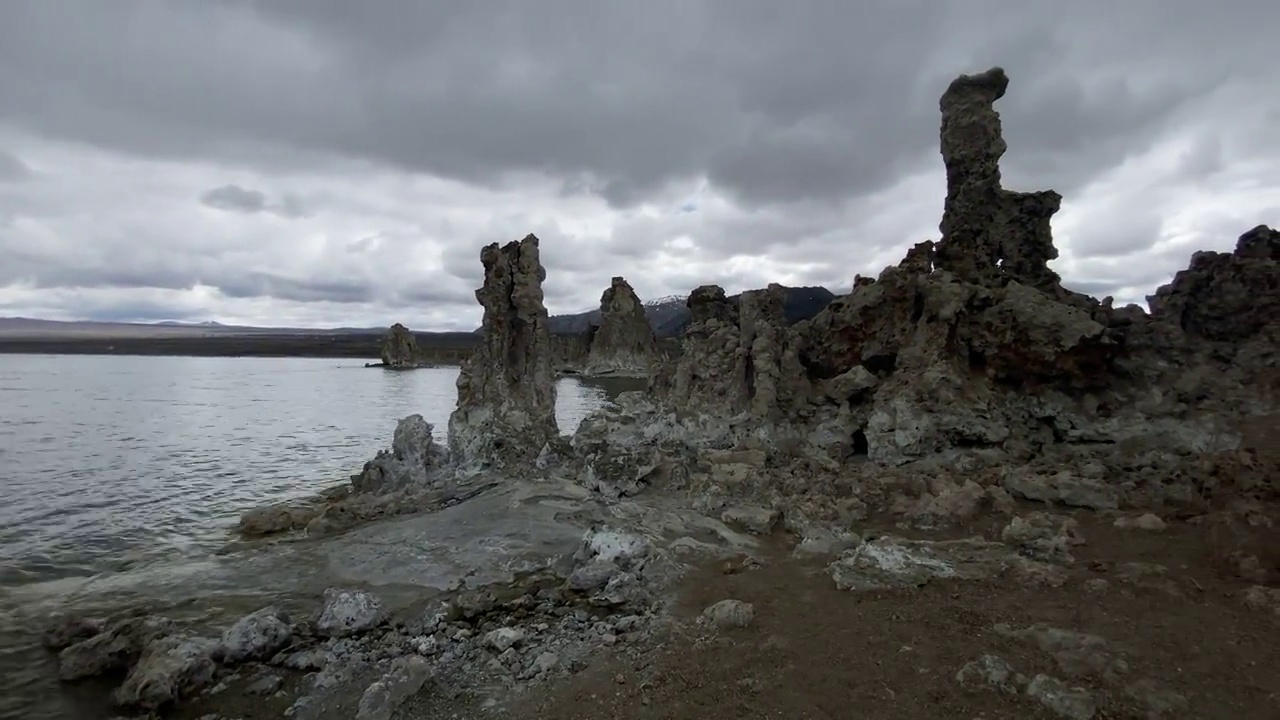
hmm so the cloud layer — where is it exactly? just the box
[1,1,1278,329]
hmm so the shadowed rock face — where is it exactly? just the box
[448,234,558,468]
[584,277,657,377]
[380,323,419,368]
[935,67,1062,291]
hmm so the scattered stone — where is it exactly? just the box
[276,648,329,671]
[316,589,388,637]
[218,606,292,663]
[566,559,619,592]
[1001,513,1083,564]
[1025,674,1096,720]
[701,599,754,630]
[1243,585,1280,615]
[530,651,560,675]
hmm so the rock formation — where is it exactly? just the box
[379,323,419,368]
[583,276,658,377]
[352,414,447,494]
[447,234,559,468]
[934,67,1063,292]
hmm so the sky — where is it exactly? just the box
[1,1,1278,331]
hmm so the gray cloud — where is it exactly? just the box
[200,184,311,218]
[0,1,1277,327]
[0,148,30,181]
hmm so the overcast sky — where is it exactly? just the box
[1,1,1277,330]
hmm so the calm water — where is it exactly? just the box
[0,354,625,590]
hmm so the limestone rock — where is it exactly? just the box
[379,323,420,368]
[448,234,559,468]
[355,655,431,720]
[352,414,446,495]
[114,635,218,711]
[584,276,658,377]
[720,505,780,535]
[829,535,1012,591]
[316,589,387,637]
[236,500,321,537]
[218,606,292,663]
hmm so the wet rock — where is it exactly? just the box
[720,505,780,535]
[58,615,174,681]
[1113,513,1167,532]
[829,536,1010,591]
[355,655,431,720]
[702,599,754,630]
[448,234,559,468]
[352,414,447,495]
[218,606,292,663]
[236,500,321,537]
[379,323,420,368]
[42,614,106,651]
[1025,674,1096,720]
[115,634,218,711]
[584,276,658,377]
[316,589,388,637]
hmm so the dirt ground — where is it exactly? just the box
[511,507,1279,720]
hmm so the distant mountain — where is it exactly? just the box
[0,317,389,339]
[545,285,837,339]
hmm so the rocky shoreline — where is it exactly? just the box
[27,66,1278,720]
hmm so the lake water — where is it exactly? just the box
[0,354,627,590]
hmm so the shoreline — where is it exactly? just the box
[0,334,477,361]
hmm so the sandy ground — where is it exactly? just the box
[511,509,1279,720]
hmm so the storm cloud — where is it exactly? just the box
[0,0,1277,328]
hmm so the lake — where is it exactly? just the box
[0,354,630,591]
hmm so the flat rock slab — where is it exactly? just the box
[829,535,1012,591]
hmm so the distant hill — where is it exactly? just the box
[545,286,837,339]
[0,317,389,340]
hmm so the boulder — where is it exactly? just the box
[316,589,387,637]
[114,635,218,711]
[218,606,292,663]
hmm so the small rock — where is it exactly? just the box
[484,627,525,652]
[58,615,174,681]
[530,651,559,675]
[219,606,292,663]
[316,589,387,637]
[276,648,328,671]
[955,654,1020,693]
[1113,514,1167,532]
[702,599,754,630]
[246,673,283,696]
[1025,674,1096,720]
[1243,585,1280,615]
[566,559,619,592]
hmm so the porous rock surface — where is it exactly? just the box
[583,276,658,377]
[448,233,560,468]
[378,323,420,368]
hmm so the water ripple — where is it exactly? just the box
[0,355,620,587]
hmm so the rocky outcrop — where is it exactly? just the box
[379,323,419,368]
[583,276,658,377]
[447,234,560,468]
[352,414,447,494]
[934,67,1063,292]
